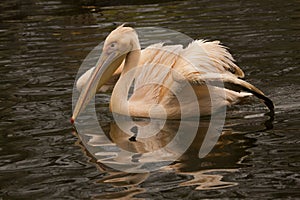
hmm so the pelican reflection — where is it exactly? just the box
[73,114,264,199]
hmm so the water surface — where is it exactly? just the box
[0,0,299,199]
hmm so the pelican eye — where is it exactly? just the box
[110,42,117,48]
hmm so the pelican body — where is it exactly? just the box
[71,25,274,123]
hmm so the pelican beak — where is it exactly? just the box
[71,49,126,123]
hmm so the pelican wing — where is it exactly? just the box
[186,72,274,112]
[172,40,274,113]
[132,43,183,103]
[135,43,183,86]
[173,40,244,79]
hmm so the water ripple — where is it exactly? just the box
[0,0,299,199]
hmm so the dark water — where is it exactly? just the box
[1,0,299,199]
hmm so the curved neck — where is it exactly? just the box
[110,49,141,115]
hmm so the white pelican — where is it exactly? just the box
[71,25,274,123]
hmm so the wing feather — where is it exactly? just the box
[171,40,273,113]
[175,40,244,77]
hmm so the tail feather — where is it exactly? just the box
[205,74,274,114]
[225,78,274,114]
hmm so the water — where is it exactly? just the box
[0,0,299,199]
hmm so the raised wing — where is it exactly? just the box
[172,40,274,113]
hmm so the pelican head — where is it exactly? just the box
[71,25,141,123]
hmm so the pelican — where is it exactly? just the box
[71,25,274,123]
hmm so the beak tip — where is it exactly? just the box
[70,117,75,124]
